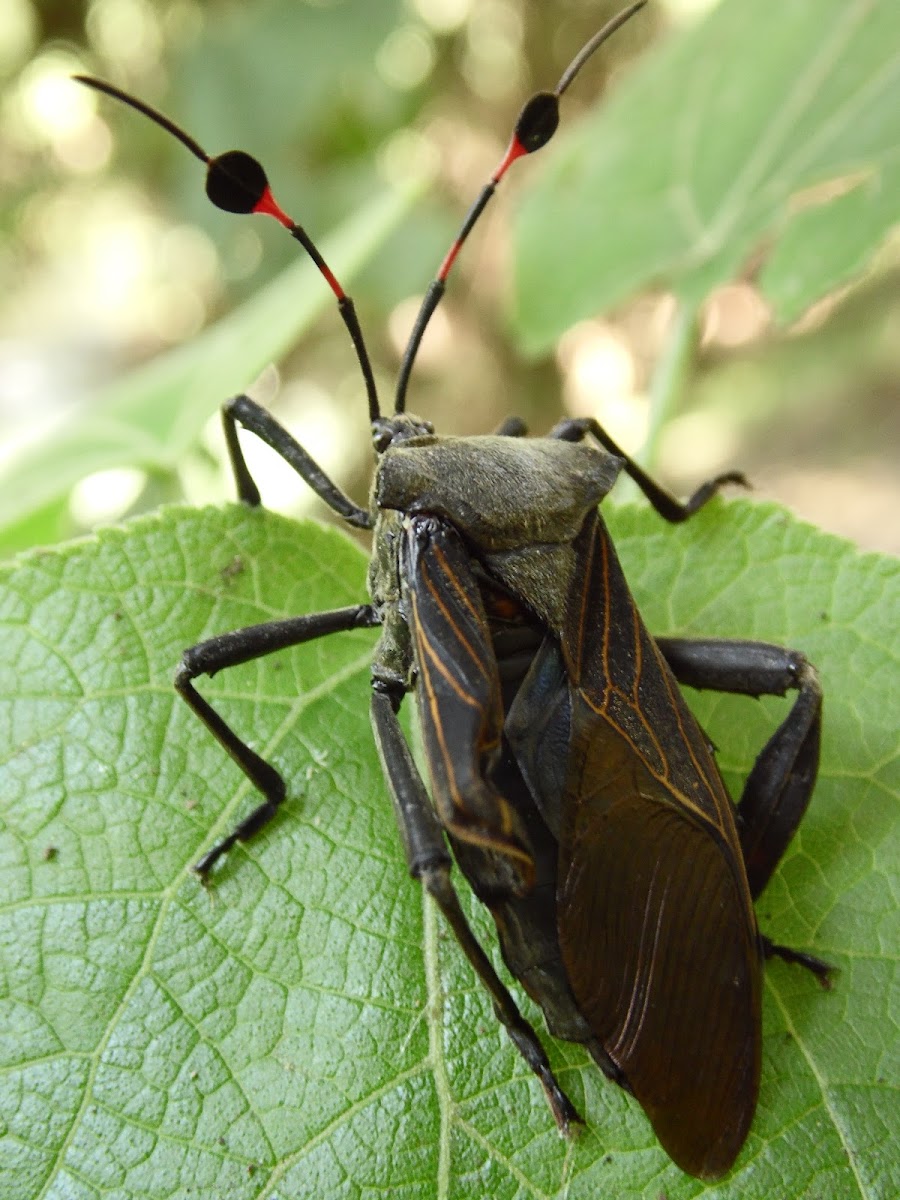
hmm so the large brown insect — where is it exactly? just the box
[78,2,829,1177]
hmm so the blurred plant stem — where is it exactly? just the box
[613,297,700,503]
[645,299,701,465]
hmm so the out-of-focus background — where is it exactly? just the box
[1,0,898,555]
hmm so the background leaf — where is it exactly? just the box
[4,0,897,568]
[513,0,900,352]
[1,499,895,1199]
[0,179,422,550]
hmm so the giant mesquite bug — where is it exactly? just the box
[77,2,830,1178]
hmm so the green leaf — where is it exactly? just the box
[758,159,900,324]
[0,178,422,544]
[513,0,900,353]
[0,501,896,1199]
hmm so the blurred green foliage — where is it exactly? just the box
[2,0,898,555]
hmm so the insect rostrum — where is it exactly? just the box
[78,1,830,1180]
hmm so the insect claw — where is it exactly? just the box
[192,855,216,883]
[762,936,835,989]
[545,1081,584,1137]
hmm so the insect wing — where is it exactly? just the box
[556,515,762,1179]
[401,515,534,892]
[559,739,760,1178]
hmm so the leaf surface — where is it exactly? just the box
[0,501,896,1199]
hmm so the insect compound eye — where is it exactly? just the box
[514,92,560,154]
[205,150,269,214]
[371,418,394,453]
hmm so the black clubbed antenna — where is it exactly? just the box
[74,74,381,423]
[393,0,646,415]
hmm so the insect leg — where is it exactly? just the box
[370,684,581,1133]
[656,637,821,892]
[177,604,379,877]
[549,416,748,522]
[222,393,372,527]
[758,935,831,985]
[657,636,831,982]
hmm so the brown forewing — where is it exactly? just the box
[557,514,761,1179]
[403,515,534,893]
